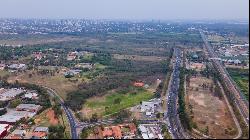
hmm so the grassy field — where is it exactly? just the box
[227,68,249,100]
[113,54,167,62]
[7,70,79,100]
[82,88,154,118]
[0,70,10,77]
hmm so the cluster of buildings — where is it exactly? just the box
[3,126,48,139]
[140,98,162,118]
[0,103,43,139]
[217,44,249,58]
[0,88,24,101]
[0,19,184,35]
[138,124,163,139]
[8,64,27,72]
[0,87,46,139]
[128,98,164,139]
[74,63,93,70]
[67,51,90,61]
[33,52,43,60]
[99,123,137,139]
[64,69,82,77]
[67,51,78,61]
[64,63,94,77]
[0,88,38,101]
[0,63,28,72]
[0,104,41,124]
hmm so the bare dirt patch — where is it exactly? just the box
[47,109,59,125]
[189,62,206,71]
[186,76,237,139]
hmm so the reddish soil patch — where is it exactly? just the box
[47,109,59,125]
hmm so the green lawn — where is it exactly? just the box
[227,68,249,100]
[80,63,106,80]
[85,88,154,116]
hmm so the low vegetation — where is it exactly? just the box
[227,68,249,100]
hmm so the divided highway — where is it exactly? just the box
[200,31,249,126]
[165,48,189,139]
[43,86,78,139]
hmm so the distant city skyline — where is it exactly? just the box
[0,0,248,20]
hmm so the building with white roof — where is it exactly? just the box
[24,91,38,99]
[34,127,49,133]
[0,88,24,101]
[12,129,26,137]
[0,110,35,125]
[138,124,163,139]
[8,64,27,70]
[16,104,41,113]
[140,98,161,116]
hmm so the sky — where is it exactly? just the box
[0,0,248,20]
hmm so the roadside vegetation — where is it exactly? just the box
[227,68,249,100]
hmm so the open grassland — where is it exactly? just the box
[113,54,167,62]
[0,34,84,46]
[82,88,154,118]
[7,70,79,100]
[186,77,237,139]
[227,68,249,100]
[0,70,9,77]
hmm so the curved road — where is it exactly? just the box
[42,86,78,139]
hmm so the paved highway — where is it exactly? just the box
[43,86,78,139]
[200,31,249,126]
[165,48,189,139]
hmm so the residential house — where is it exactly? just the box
[32,127,48,139]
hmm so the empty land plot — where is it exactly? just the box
[189,62,206,71]
[227,68,249,100]
[7,70,79,100]
[186,76,237,139]
[34,108,58,126]
[0,70,9,77]
[82,88,153,118]
[0,35,83,46]
[113,54,166,62]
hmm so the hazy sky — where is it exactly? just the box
[0,0,248,20]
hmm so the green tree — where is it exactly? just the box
[80,128,89,139]
[9,99,22,108]
[113,98,121,104]
[90,113,98,122]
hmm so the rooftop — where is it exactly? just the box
[34,127,49,132]
[16,104,41,110]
